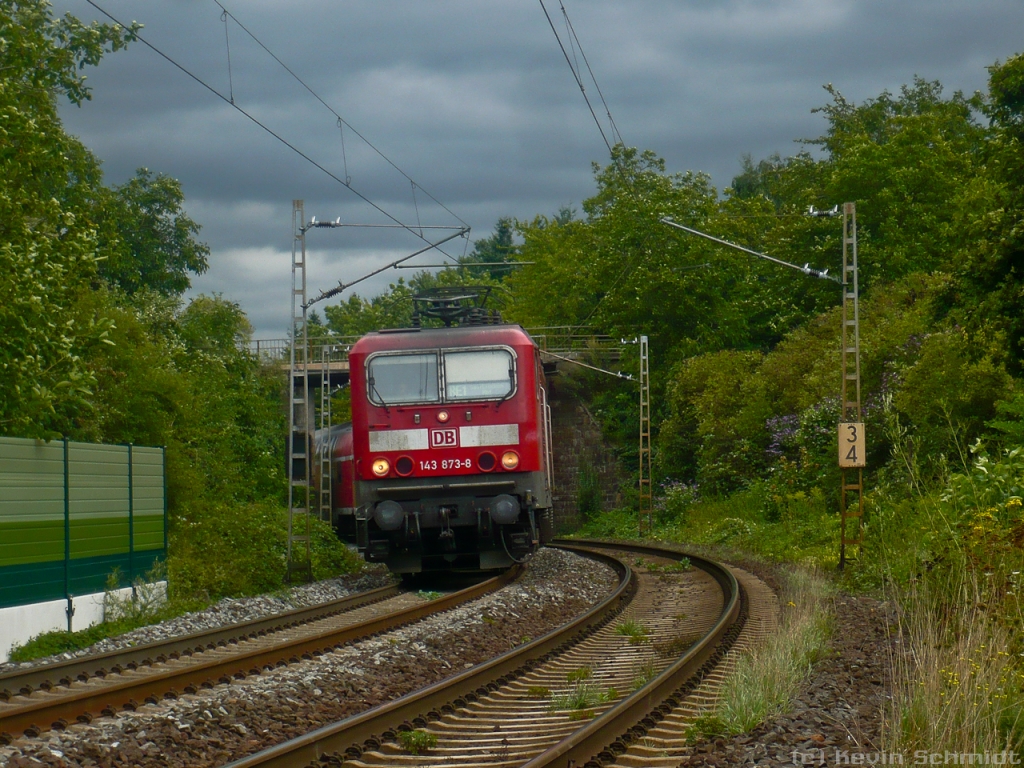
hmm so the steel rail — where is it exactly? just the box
[221,546,635,768]
[0,569,518,742]
[0,584,400,701]
[524,538,742,768]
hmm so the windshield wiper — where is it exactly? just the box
[495,366,516,410]
[368,376,390,414]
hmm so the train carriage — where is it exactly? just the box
[314,423,356,540]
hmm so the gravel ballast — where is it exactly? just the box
[678,591,894,768]
[0,547,617,768]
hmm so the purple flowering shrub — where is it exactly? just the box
[654,479,700,525]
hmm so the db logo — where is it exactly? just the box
[430,429,458,448]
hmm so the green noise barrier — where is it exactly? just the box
[0,437,167,610]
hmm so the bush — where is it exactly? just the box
[168,500,361,602]
[656,481,699,526]
[893,330,1011,467]
[576,507,639,540]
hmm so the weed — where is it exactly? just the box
[689,713,727,741]
[713,567,832,734]
[526,686,551,698]
[645,558,692,573]
[566,666,592,683]
[883,573,1024,755]
[604,686,620,701]
[631,658,659,690]
[9,562,194,663]
[550,681,601,711]
[481,613,496,624]
[104,563,167,623]
[616,618,650,644]
[397,729,437,755]
[416,590,443,601]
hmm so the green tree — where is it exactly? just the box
[508,146,838,360]
[460,217,517,280]
[96,169,210,296]
[809,80,986,284]
[946,53,1024,369]
[0,0,137,437]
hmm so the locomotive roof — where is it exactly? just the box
[351,323,536,353]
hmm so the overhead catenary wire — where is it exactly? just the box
[539,349,634,381]
[660,217,839,282]
[212,0,468,230]
[559,0,624,146]
[85,0,466,262]
[306,226,469,307]
[538,0,612,155]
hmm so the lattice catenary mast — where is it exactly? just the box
[286,200,312,582]
[838,202,864,570]
[638,335,652,537]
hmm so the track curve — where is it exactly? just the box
[221,540,767,768]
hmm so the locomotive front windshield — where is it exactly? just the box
[444,349,514,400]
[366,348,515,405]
[367,353,439,404]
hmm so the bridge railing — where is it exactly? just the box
[248,338,360,364]
[527,327,624,358]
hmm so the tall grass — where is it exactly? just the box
[712,568,833,733]
[884,574,1024,754]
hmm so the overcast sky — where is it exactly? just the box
[53,0,1024,339]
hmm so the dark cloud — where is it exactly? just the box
[52,0,1024,338]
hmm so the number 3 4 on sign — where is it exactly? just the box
[839,423,866,468]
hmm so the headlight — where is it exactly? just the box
[372,457,390,477]
[501,451,520,470]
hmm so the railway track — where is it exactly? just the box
[222,540,777,768]
[0,569,518,745]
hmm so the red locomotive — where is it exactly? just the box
[325,288,554,573]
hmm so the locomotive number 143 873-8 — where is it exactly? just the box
[419,458,473,471]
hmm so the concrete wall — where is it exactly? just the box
[547,372,624,532]
[0,583,167,663]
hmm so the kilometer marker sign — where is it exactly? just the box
[838,422,866,468]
